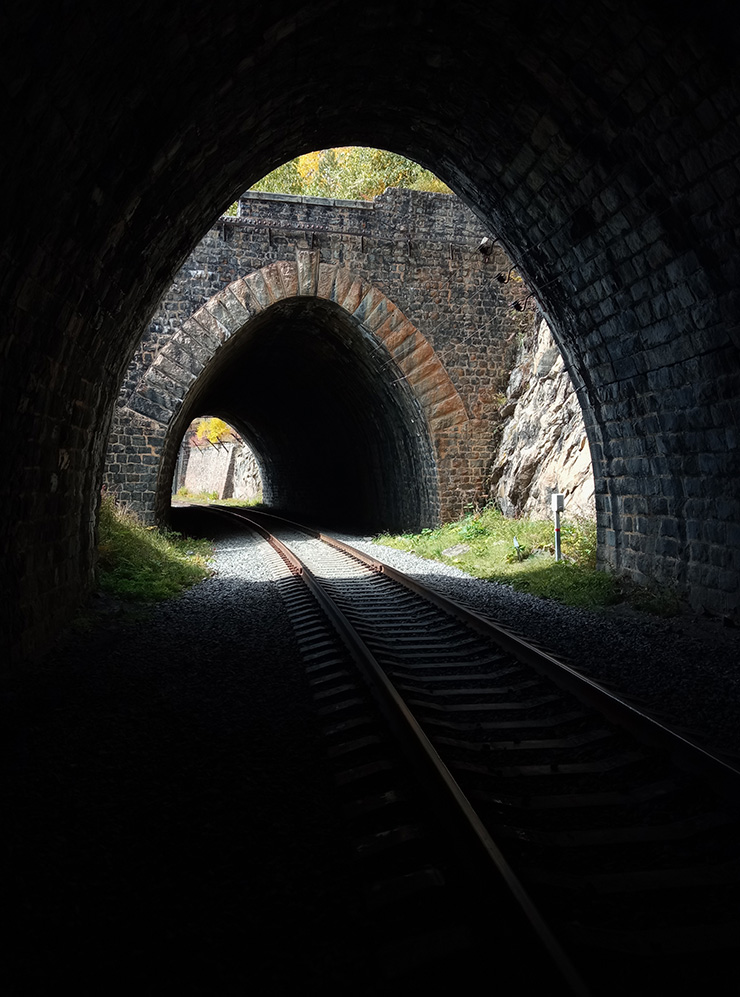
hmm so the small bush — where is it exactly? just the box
[458,514,489,541]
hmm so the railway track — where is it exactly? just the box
[204,505,740,996]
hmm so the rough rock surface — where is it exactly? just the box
[230,443,263,501]
[490,318,595,521]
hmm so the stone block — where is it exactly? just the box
[296,250,320,296]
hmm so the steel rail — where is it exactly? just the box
[211,505,592,997]
[232,507,740,809]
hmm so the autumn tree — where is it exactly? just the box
[249,147,451,201]
[189,417,240,447]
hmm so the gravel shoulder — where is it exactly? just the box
[4,513,372,994]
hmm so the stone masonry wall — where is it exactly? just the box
[106,189,535,524]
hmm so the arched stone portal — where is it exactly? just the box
[163,295,442,533]
[4,1,740,660]
[108,254,470,532]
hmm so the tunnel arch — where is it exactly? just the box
[120,255,469,532]
[161,297,441,532]
[5,1,740,659]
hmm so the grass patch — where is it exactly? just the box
[174,486,219,503]
[97,493,213,601]
[374,506,678,615]
[173,487,263,508]
[212,497,264,508]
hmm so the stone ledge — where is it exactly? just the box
[235,190,373,209]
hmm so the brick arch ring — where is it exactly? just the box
[114,249,479,523]
[125,250,473,524]
[134,250,469,439]
[125,249,475,521]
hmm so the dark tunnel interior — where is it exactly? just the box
[7,0,740,657]
[168,297,440,533]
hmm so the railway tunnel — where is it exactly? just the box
[3,0,740,661]
[163,296,440,533]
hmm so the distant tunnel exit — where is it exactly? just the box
[172,417,263,505]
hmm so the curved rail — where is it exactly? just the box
[232,507,740,806]
[222,506,592,996]
[199,504,740,995]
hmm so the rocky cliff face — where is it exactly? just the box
[229,444,262,502]
[489,317,595,521]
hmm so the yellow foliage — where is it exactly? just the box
[295,150,322,180]
[251,147,451,201]
[194,417,235,445]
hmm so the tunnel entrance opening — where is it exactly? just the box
[6,1,740,655]
[161,296,440,535]
[104,145,595,549]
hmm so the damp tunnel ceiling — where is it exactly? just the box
[186,299,439,533]
[5,0,740,660]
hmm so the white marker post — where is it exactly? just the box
[551,493,564,561]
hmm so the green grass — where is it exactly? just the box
[173,487,263,508]
[97,494,214,601]
[211,497,264,508]
[174,486,219,503]
[374,506,680,615]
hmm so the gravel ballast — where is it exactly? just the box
[5,506,740,993]
[332,532,740,759]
